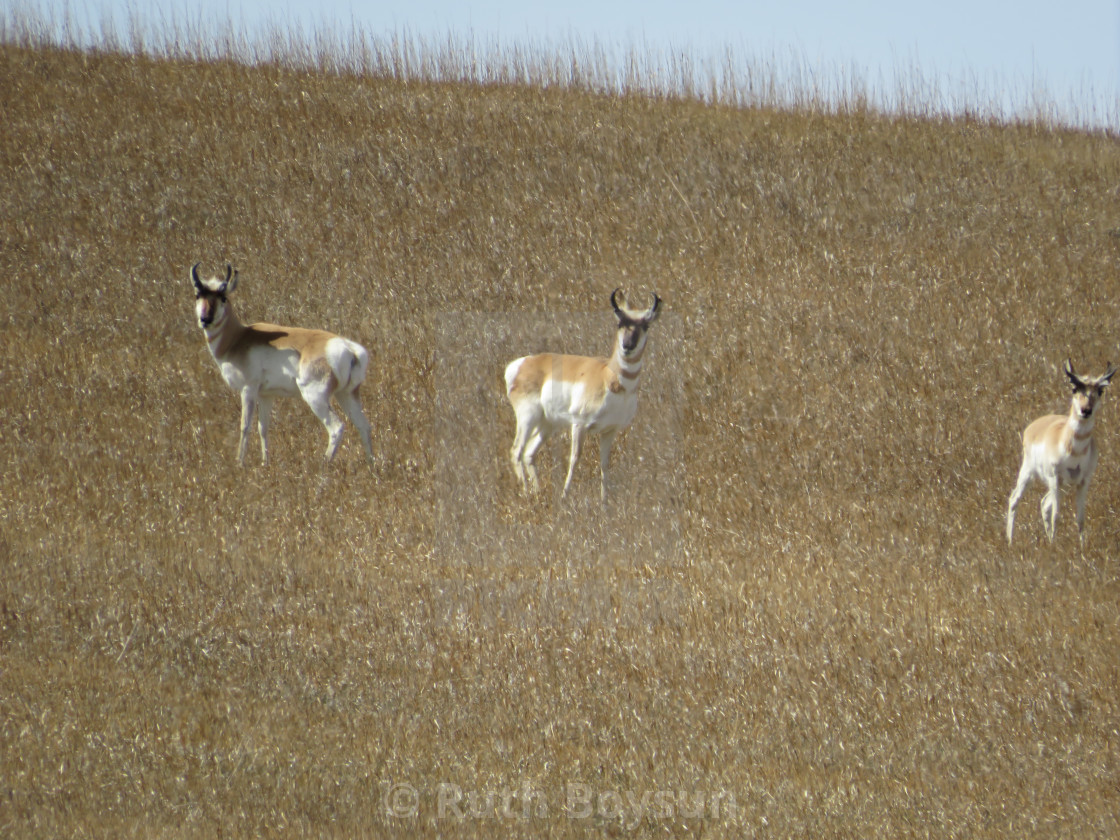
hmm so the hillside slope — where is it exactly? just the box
[3,43,1120,837]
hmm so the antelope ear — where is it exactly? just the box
[1101,363,1117,386]
[227,267,239,295]
[644,293,662,323]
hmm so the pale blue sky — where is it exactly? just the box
[19,0,1120,124]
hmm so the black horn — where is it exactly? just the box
[1064,358,1086,390]
[611,288,625,316]
[645,293,662,323]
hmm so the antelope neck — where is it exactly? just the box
[204,306,243,358]
[611,341,645,383]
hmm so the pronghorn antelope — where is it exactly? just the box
[190,263,375,466]
[1006,359,1116,545]
[505,289,662,502]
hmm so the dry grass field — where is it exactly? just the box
[3,19,1120,839]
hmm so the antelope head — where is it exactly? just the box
[191,263,239,329]
[611,289,662,358]
[1064,358,1116,421]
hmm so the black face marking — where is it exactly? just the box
[196,289,228,327]
[1070,380,1106,419]
[1072,382,1104,398]
[619,323,647,354]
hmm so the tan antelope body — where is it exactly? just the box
[191,264,375,465]
[505,290,662,501]
[1006,359,1116,545]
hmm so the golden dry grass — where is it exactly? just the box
[3,26,1120,839]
